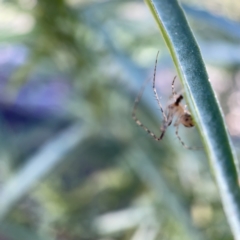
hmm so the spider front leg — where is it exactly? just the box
[171,76,178,96]
[132,101,166,141]
[132,79,166,141]
[132,51,167,141]
[152,51,167,123]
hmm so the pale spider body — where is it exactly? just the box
[132,51,196,149]
[166,94,194,128]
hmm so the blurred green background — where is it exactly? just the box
[0,0,240,239]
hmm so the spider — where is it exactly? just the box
[132,51,197,150]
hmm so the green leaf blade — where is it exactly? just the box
[145,0,240,238]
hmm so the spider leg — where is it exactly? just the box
[132,99,166,141]
[152,51,168,123]
[132,51,167,141]
[166,105,175,126]
[175,124,191,149]
[175,124,201,150]
[171,76,178,97]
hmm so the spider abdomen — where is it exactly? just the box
[182,113,194,127]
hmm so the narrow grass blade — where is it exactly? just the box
[144,0,240,238]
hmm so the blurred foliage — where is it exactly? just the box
[0,0,240,240]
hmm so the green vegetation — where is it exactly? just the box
[0,0,240,239]
[145,0,240,238]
